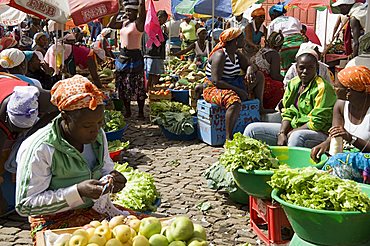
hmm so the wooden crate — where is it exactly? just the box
[36,227,81,246]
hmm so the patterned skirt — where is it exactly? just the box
[280,34,305,76]
[263,72,284,110]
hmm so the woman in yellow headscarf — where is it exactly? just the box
[311,66,370,161]
[15,75,135,244]
[203,27,264,140]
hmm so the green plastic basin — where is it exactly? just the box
[232,146,328,199]
[228,186,249,204]
[271,184,370,246]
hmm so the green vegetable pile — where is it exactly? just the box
[113,163,160,212]
[104,110,126,132]
[219,133,279,172]
[150,101,191,117]
[269,167,370,212]
[108,140,129,152]
[204,162,237,193]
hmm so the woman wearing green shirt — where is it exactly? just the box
[243,53,337,147]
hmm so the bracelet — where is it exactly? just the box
[350,135,357,145]
[278,131,285,135]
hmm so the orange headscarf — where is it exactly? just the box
[338,66,370,93]
[50,75,105,111]
[208,27,243,58]
[251,7,266,18]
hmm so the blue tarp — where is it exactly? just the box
[194,0,232,17]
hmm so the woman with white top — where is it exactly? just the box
[268,3,305,76]
[311,66,370,162]
[172,28,211,59]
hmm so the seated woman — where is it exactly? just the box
[244,52,337,147]
[245,7,267,57]
[172,28,212,61]
[15,75,127,240]
[32,32,49,56]
[0,48,42,88]
[311,66,370,161]
[0,77,56,217]
[203,28,264,140]
[253,31,284,111]
[24,51,58,90]
[44,34,102,88]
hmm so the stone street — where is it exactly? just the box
[0,109,263,246]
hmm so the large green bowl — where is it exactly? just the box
[271,184,370,246]
[232,146,328,199]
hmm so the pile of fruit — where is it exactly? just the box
[149,89,171,96]
[51,215,208,246]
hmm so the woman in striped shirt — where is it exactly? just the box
[202,28,264,140]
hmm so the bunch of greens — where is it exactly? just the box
[150,101,191,117]
[113,163,160,212]
[108,140,129,152]
[219,133,279,172]
[153,112,195,135]
[104,110,126,132]
[203,162,237,193]
[269,167,370,212]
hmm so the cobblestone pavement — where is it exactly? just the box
[0,107,263,246]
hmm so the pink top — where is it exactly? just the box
[72,45,93,69]
[120,20,143,50]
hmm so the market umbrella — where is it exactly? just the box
[0,5,27,26]
[175,0,260,18]
[286,0,332,11]
[0,0,119,25]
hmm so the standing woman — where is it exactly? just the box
[245,7,267,57]
[179,17,199,60]
[253,31,284,110]
[268,3,305,76]
[108,0,146,119]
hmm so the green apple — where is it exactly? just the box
[54,234,72,246]
[139,217,162,239]
[69,234,88,246]
[128,219,141,232]
[170,216,194,241]
[73,229,89,239]
[90,221,101,228]
[165,227,175,243]
[130,227,137,238]
[112,225,131,243]
[95,225,112,240]
[168,241,186,246]
[86,244,100,246]
[132,235,150,246]
[187,238,208,246]
[148,234,168,246]
[106,238,124,246]
[192,224,206,241]
[109,215,125,229]
[88,234,106,246]
[86,228,95,240]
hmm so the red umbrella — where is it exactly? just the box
[0,0,119,25]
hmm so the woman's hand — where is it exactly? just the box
[277,133,288,146]
[311,140,330,163]
[77,179,105,199]
[329,126,351,142]
[109,170,127,193]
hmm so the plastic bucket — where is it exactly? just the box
[232,146,328,199]
[105,124,128,141]
[271,184,370,246]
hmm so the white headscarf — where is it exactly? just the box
[0,48,26,69]
[6,86,40,129]
[296,42,319,61]
[32,32,46,49]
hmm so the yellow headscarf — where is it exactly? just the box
[208,27,243,58]
[50,75,105,111]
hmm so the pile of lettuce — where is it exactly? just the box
[150,101,191,117]
[108,140,130,152]
[269,167,370,212]
[104,110,126,132]
[219,133,279,172]
[113,163,160,212]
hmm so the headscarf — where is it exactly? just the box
[24,50,43,62]
[251,7,266,18]
[196,27,206,37]
[32,32,46,48]
[295,42,319,61]
[338,66,370,93]
[209,27,243,58]
[0,48,25,69]
[63,33,76,42]
[50,75,105,111]
[269,2,286,16]
[267,31,284,48]
[6,86,39,129]
[100,28,112,37]
[0,37,17,51]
